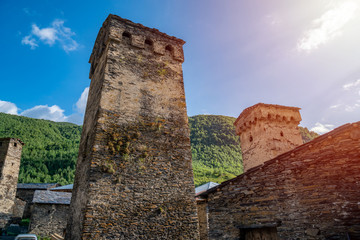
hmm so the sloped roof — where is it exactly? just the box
[50,184,73,192]
[17,183,59,190]
[195,182,219,196]
[201,121,360,197]
[32,190,71,205]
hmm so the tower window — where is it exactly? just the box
[14,143,17,147]
[122,31,131,39]
[249,135,253,142]
[165,45,173,52]
[280,131,284,137]
[145,39,153,46]
[145,38,153,50]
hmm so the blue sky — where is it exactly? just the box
[1,0,359,134]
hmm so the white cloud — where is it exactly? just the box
[21,35,38,49]
[343,79,360,90]
[75,87,89,114]
[0,101,19,115]
[21,105,67,122]
[310,122,335,134]
[22,19,79,52]
[297,1,358,52]
[31,24,57,45]
[344,103,360,112]
[0,87,88,125]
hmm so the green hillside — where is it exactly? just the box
[0,112,318,186]
[189,115,243,186]
[0,113,81,185]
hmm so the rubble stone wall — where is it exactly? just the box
[66,14,199,239]
[234,104,303,172]
[30,204,69,237]
[0,138,23,228]
[197,200,209,240]
[207,122,360,240]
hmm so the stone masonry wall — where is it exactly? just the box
[206,122,360,240]
[66,15,199,239]
[234,104,303,172]
[30,204,69,237]
[16,189,37,219]
[0,138,23,228]
[197,200,209,240]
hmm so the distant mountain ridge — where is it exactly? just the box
[0,112,318,186]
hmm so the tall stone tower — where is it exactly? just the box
[0,138,24,228]
[234,103,303,172]
[66,15,199,239]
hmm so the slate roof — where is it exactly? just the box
[50,184,73,192]
[32,190,71,205]
[195,182,219,196]
[17,183,59,190]
[200,121,359,197]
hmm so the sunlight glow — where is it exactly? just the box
[297,1,358,52]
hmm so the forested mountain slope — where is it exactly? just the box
[0,113,318,186]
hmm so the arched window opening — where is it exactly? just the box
[122,31,131,39]
[165,45,173,52]
[122,31,131,44]
[145,39,153,46]
[145,38,153,50]
[165,45,174,57]
[249,135,253,142]
[280,131,284,137]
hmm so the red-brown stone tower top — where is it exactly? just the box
[234,103,303,172]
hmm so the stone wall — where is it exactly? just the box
[197,199,209,240]
[66,14,199,239]
[205,122,360,239]
[16,189,37,219]
[30,204,69,237]
[234,103,303,172]
[0,138,23,228]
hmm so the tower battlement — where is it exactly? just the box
[234,103,303,172]
[89,14,185,79]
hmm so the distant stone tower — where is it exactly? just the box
[0,138,24,228]
[66,15,199,239]
[234,103,303,172]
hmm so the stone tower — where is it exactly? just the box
[66,15,199,239]
[234,103,303,172]
[0,138,24,228]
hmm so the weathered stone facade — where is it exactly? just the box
[197,200,209,240]
[16,183,59,218]
[0,138,24,228]
[203,121,360,239]
[66,14,199,239]
[29,190,71,237]
[234,103,303,172]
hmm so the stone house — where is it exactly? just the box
[29,190,71,237]
[16,183,59,219]
[198,103,360,240]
